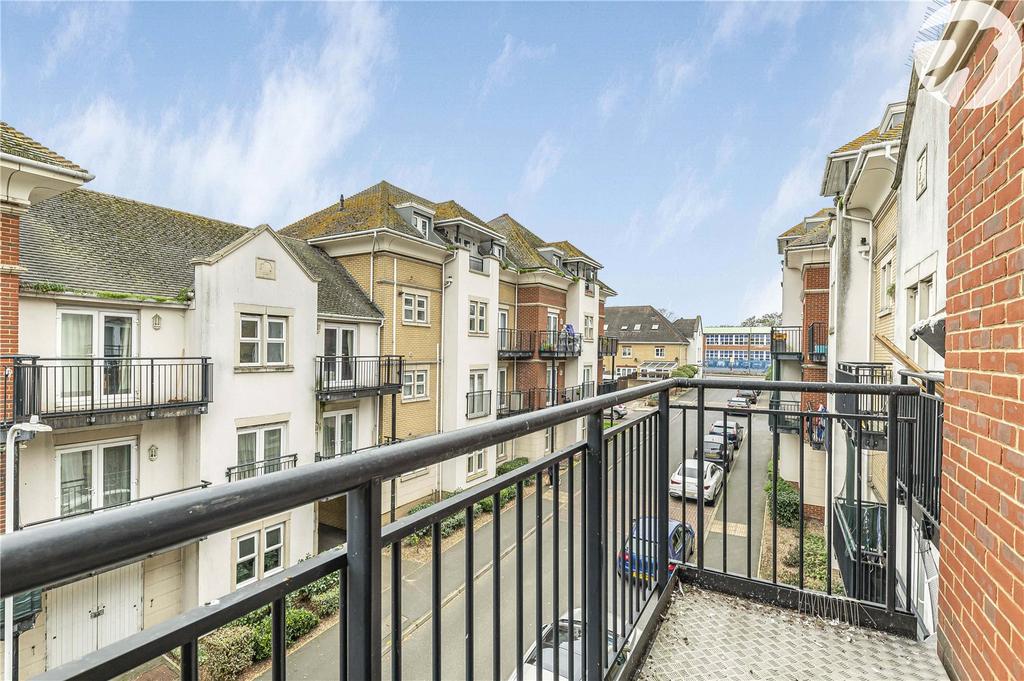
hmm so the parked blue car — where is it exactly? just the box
[616,518,694,580]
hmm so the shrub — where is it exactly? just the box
[200,626,254,681]
[232,605,270,629]
[765,471,800,528]
[499,485,517,507]
[476,496,494,514]
[251,608,320,661]
[310,586,341,617]
[496,457,529,476]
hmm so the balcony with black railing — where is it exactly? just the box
[597,335,619,357]
[314,355,403,401]
[22,480,213,529]
[1,377,947,681]
[836,361,893,450]
[807,321,828,363]
[225,453,298,481]
[314,437,402,462]
[770,326,802,358]
[538,330,582,358]
[496,328,535,359]
[466,389,492,419]
[768,397,801,433]
[496,389,534,418]
[1,354,211,431]
[560,381,596,403]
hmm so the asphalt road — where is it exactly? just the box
[270,385,773,680]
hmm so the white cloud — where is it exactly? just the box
[513,132,565,199]
[48,2,393,227]
[711,2,805,47]
[42,3,131,78]
[480,34,555,101]
[596,74,628,122]
[740,271,783,320]
[626,169,726,251]
[714,134,744,173]
[653,42,698,102]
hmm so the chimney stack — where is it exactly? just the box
[338,194,344,211]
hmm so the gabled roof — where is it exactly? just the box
[790,220,830,247]
[778,207,832,239]
[604,306,687,344]
[433,200,489,227]
[20,189,381,318]
[280,181,427,241]
[672,316,700,339]
[1,121,89,175]
[544,240,601,266]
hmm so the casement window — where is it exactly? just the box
[403,368,429,401]
[238,313,289,367]
[403,293,429,324]
[235,521,286,589]
[493,243,505,260]
[878,257,895,315]
[547,312,559,332]
[467,449,485,476]
[236,424,287,478]
[622,346,633,358]
[57,439,136,517]
[468,370,488,417]
[655,347,665,358]
[413,213,431,237]
[584,315,594,340]
[469,300,488,334]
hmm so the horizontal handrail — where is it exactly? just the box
[0,376,919,597]
[314,437,402,462]
[465,389,492,418]
[225,453,298,481]
[21,480,214,529]
[314,355,403,394]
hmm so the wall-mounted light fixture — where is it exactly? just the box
[148,444,159,462]
[152,313,162,330]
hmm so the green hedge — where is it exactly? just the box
[496,457,529,476]
[251,608,320,661]
[310,586,341,617]
[764,463,800,528]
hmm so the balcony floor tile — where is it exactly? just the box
[637,585,946,680]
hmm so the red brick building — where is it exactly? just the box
[939,4,1024,679]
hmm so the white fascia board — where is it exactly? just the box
[435,218,506,242]
[394,201,436,216]
[310,229,448,262]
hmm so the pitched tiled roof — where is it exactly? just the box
[486,213,556,271]
[778,207,832,239]
[20,189,381,318]
[605,306,687,344]
[831,124,904,155]
[280,181,425,240]
[1,121,89,174]
[544,239,600,265]
[672,317,699,338]
[433,200,489,227]
[790,220,830,247]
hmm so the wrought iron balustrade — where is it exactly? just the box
[836,362,892,449]
[496,328,535,359]
[314,437,402,462]
[496,389,534,418]
[538,331,582,358]
[466,389,492,418]
[0,377,943,681]
[597,336,619,357]
[770,326,802,357]
[225,453,299,481]
[314,355,403,399]
[807,322,828,363]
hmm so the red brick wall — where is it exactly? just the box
[940,7,1024,680]
[1,211,21,534]
[514,284,568,396]
[803,264,829,364]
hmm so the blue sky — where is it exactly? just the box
[1,1,930,324]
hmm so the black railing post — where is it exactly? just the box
[656,388,669,588]
[347,478,382,680]
[149,358,155,408]
[885,392,898,613]
[584,408,605,680]
[696,385,705,571]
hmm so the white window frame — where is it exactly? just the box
[633,324,641,331]
[236,423,287,468]
[322,409,357,458]
[584,315,594,341]
[262,523,285,577]
[413,213,431,237]
[469,300,488,335]
[467,449,486,476]
[266,316,287,365]
[238,312,292,367]
[402,292,430,325]
[234,519,288,589]
[655,346,665,358]
[622,346,633,358]
[235,531,260,588]
[55,437,138,517]
[403,368,429,402]
[468,370,488,418]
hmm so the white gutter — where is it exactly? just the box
[842,140,897,206]
[0,152,95,182]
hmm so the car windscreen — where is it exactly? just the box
[526,620,616,681]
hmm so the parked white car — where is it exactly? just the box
[507,609,625,681]
[670,459,724,503]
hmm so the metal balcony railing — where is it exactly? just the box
[538,330,582,358]
[315,355,403,399]
[225,453,298,481]
[561,382,596,403]
[832,498,888,604]
[21,480,213,529]
[895,371,944,542]
[768,398,801,433]
[314,437,402,462]
[807,322,828,363]
[496,389,534,418]
[2,377,943,680]
[496,328,535,359]
[597,336,619,357]
[770,326,802,357]
[466,389,492,418]
[836,362,893,449]
[597,377,625,395]
[1,354,211,430]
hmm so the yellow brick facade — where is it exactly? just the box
[612,341,688,371]
[871,195,898,362]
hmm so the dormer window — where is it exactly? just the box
[633,324,641,331]
[552,255,561,268]
[651,324,659,330]
[493,243,505,260]
[413,213,431,237]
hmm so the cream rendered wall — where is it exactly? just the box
[440,248,500,492]
[190,229,318,603]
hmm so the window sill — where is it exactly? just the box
[468,332,489,338]
[466,469,489,483]
[235,365,294,374]
[402,321,431,328]
[402,396,430,404]
[877,308,893,318]
[401,467,430,482]
[468,268,490,278]
[466,412,491,420]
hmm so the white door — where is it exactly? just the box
[47,563,142,669]
[323,325,357,386]
[498,309,510,349]
[497,368,508,410]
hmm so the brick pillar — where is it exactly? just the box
[0,207,23,535]
[939,8,1024,680]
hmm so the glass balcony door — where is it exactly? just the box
[323,325,356,388]
[322,411,355,459]
[58,310,137,407]
[58,440,135,517]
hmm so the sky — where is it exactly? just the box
[1,1,932,324]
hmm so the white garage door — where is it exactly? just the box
[46,563,142,670]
